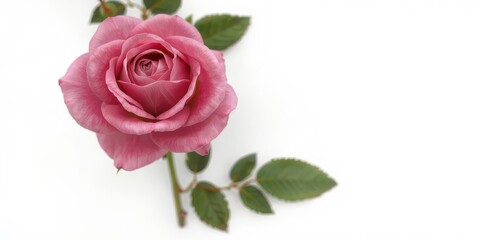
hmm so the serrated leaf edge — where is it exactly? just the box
[239,185,274,214]
[191,182,230,231]
[194,14,251,50]
[256,158,337,202]
[230,153,256,183]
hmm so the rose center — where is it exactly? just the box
[135,53,168,77]
[140,60,153,73]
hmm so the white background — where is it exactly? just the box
[1,0,480,239]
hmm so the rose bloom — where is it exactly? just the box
[59,14,237,171]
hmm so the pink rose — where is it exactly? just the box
[59,15,237,171]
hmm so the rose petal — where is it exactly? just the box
[170,54,190,80]
[106,58,157,119]
[115,34,175,85]
[151,85,237,152]
[87,40,124,103]
[101,104,190,135]
[212,50,225,69]
[130,49,173,85]
[166,36,227,126]
[120,44,161,84]
[130,14,203,43]
[118,79,190,116]
[89,16,141,52]
[133,51,168,76]
[97,133,166,171]
[195,144,211,155]
[59,54,117,134]
[154,54,173,75]
[121,42,172,84]
[155,59,201,120]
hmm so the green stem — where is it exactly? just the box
[166,152,186,227]
[180,174,197,193]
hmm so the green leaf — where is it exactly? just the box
[230,153,256,182]
[185,14,193,24]
[257,159,337,201]
[143,0,181,15]
[191,182,229,231]
[90,1,126,24]
[194,14,250,50]
[186,150,210,173]
[239,185,273,214]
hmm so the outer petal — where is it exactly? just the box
[212,50,225,68]
[87,39,124,103]
[151,85,237,152]
[59,54,117,134]
[195,144,211,155]
[89,16,141,52]
[97,133,167,171]
[130,14,203,43]
[101,103,190,135]
[166,36,228,126]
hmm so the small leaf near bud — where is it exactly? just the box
[143,0,181,15]
[194,15,251,50]
[185,15,193,24]
[191,181,229,231]
[186,149,211,173]
[230,153,256,183]
[239,185,273,214]
[91,1,126,24]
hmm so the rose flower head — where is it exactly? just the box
[59,14,237,171]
